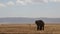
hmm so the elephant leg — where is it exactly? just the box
[41,25,44,30]
[42,25,44,30]
[37,25,39,30]
[40,26,42,30]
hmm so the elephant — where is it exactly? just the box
[35,20,45,30]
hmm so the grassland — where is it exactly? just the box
[0,24,60,34]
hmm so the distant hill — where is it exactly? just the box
[0,17,60,24]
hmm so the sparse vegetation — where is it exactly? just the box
[0,24,60,34]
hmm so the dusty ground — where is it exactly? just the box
[0,24,60,34]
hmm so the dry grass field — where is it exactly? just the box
[0,23,60,34]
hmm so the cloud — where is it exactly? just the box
[43,0,48,3]
[7,1,15,7]
[0,3,6,8]
[0,0,60,7]
[32,0,48,3]
[49,0,60,2]
[56,0,60,2]
[25,0,32,4]
[15,0,59,5]
[16,0,26,5]
[16,0,32,5]
[16,0,49,5]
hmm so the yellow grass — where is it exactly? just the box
[0,24,60,34]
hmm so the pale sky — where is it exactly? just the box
[0,0,60,18]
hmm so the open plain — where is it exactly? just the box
[0,24,60,34]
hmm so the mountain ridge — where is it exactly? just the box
[0,17,60,24]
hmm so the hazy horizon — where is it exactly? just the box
[0,17,60,18]
[0,0,60,18]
